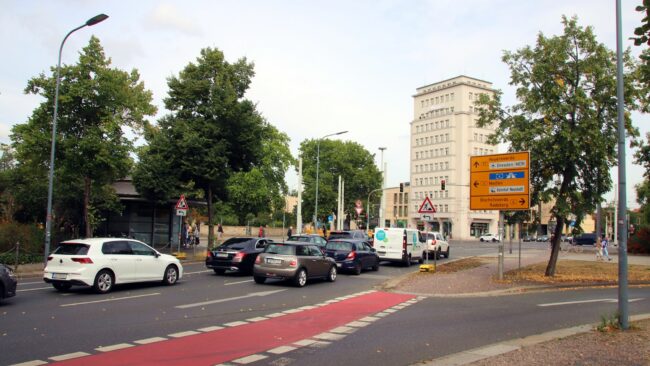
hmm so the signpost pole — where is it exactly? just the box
[498,210,504,280]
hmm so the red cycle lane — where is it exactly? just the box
[54,291,415,366]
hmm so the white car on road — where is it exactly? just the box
[422,231,450,259]
[479,233,500,242]
[44,238,183,293]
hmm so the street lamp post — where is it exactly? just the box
[367,188,382,230]
[44,14,109,264]
[314,130,348,229]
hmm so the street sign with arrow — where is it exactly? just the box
[470,152,530,211]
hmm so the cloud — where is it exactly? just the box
[145,3,203,36]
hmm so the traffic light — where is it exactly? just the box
[399,183,404,192]
[441,179,446,191]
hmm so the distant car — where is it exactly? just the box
[537,235,549,242]
[522,235,535,242]
[422,231,450,259]
[573,233,597,245]
[324,239,379,275]
[328,230,368,241]
[0,263,17,301]
[479,234,500,242]
[206,237,272,275]
[43,238,183,294]
[253,242,337,287]
[287,234,328,247]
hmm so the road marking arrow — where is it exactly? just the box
[175,289,287,309]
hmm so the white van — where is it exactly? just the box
[373,228,425,266]
[422,231,450,259]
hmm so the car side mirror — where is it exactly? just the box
[154,252,161,258]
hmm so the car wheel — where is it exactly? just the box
[492,238,497,242]
[213,269,225,275]
[480,238,485,242]
[53,282,72,292]
[435,249,441,260]
[353,263,362,275]
[163,265,179,286]
[371,259,379,271]
[326,266,337,282]
[93,269,114,294]
[254,275,266,284]
[404,256,411,267]
[418,253,424,264]
[444,247,450,258]
[293,268,307,287]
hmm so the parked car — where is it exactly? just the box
[43,238,183,294]
[328,230,368,241]
[537,235,549,242]
[253,242,337,287]
[522,235,535,242]
[324,239,379,275]
[573,233,597,245]
[479,233,500,242]
[206,237,271,275]
[422,231,450,259]
[287,234,328,248]
[373,227,425,266]
[0,263,17,301]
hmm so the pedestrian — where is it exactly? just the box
[602,235,611,261]
[322,225,328,239]
[181,221,188,248]
[258,225,264,238]
[194,223,200,246]
[595,236,603,261]
[287,226,293,237]
[184,222,191,248]
[217,223,224,241]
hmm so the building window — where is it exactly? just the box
[404,193,408,203]
[394,193,397,203]
[451,93,454,101]
[393,206,397,217]
[445,161,449,170]
[445,148,449,155]
[474,133,478,141]
[446,120,450,127]
[469,92,473,101]
[446,133,449,141]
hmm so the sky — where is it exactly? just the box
[0,0,648,209]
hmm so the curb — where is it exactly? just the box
[415,313,650,365]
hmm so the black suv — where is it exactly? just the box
[0,263,17,301]
[206,237,272,275]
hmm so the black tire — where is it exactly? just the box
[163,265,179,286]
[492,238,497,242]
[371,259,379,271]
[53,282,72,292]
[353,263,362,275]
[326,266,337,282]
[93,269,114,294]
[444,246,450,258]
[213,269,225,275]
[403,256,411,267]
[435,249,441,260]
[418,253,425,264]
[480,238,485,242]
[253,275,266,284]
[293,268,308,287]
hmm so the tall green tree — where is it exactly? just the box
[299,139,381,226]
[476,16,639,276]
[12,36,156,238]
[133,48,292,246]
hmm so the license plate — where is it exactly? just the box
[336,263,342,268]
[52,273,67,280]
[378,251,386,255]
[266,258,282,265]
[216,252,229,258]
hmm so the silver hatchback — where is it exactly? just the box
[253,242,337,287]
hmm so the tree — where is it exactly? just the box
[12,36,156,238]
[298,139,381,226]
[475,16,639,276]
[633,3,650,226]
[134,47,292,246]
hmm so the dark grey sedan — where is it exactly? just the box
[0,263,17,301]
[253,242,337,287]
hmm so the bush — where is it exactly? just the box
[628,226,650,254]
[0,223,44,261]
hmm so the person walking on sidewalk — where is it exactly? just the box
[193,224,200,246]
[287,226,293,238]
[258,225,265,238]
[595,236,603,261]
[217,223,224,241]
[602,235,611,261]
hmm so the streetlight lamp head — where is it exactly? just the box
[336,131,348,135]
[86,14,109,26]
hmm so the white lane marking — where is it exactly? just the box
[168,331,201,338]
[283,308,302,314]
[267,345,297,354]
[49,352,91,361]
[360,316,379,322]
[538,298,644,307]
[17,287,51,292]
[133,337,166,345]
[346,321,370,327]
[266,312,285,318]
[246,317,268,322]
[330,326,354,334]
[313,332,346,341]
[184,270,212,275]
[224,279,253,286]
[175,289,287,309]
[231,354,267,364]
[293,339,317,347]
[198,326,224,332]
[224,321,248,327]
[9,360,48,366]
[95,343,133,352]
[60,293,160,307]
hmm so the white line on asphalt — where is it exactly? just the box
[9,360,48,366]
[48,352,91,361]
[184,270,212,275]
[133,337,167,345]
[175,289,287,309]
[168,331,201,338]
[60,293,160,307]
[95,343,133,352]
[231,354,268,364]
[224,279,253,286]
[538,298,644,307]
[17,287,51,292]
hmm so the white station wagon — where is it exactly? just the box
[44,238,183,293]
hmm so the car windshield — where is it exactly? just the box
[264,244,295,255]
[288,236,311,242]
[218,238,256,250]
[325,241,353,251]
[53,243,90,255]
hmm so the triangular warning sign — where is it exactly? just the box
[175,194,188,210]
[418,197,436,213]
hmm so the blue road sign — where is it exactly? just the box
[489,171,525,180]
[328,215,333,222]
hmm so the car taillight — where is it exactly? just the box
[289,259,297,267]
[47,256,53,261]
[233,252,246,262]
[346,251,356,260]
[206,251,213,259]
[255,256,261,264]
[71,257,93,264]
[403,236,407,250]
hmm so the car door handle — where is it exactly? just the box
[136,258,143,262]
[111,258,118,261]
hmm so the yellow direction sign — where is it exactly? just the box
[470,151,530,211]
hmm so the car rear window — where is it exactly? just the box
[264,244,295,255]
[328,232,351,239]
[325,241,353,251]
[288,236,311,242]
[219,238,256,250]
[53,243,90,255]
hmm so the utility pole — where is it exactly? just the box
[378,147,387,228]
[297,158,303,234]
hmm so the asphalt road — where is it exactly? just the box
[0,240,617,366]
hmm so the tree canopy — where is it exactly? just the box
[476,16,639,276]
[11,36,156,239]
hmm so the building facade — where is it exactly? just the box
[409,75,500,240]
[384,183,410,228]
